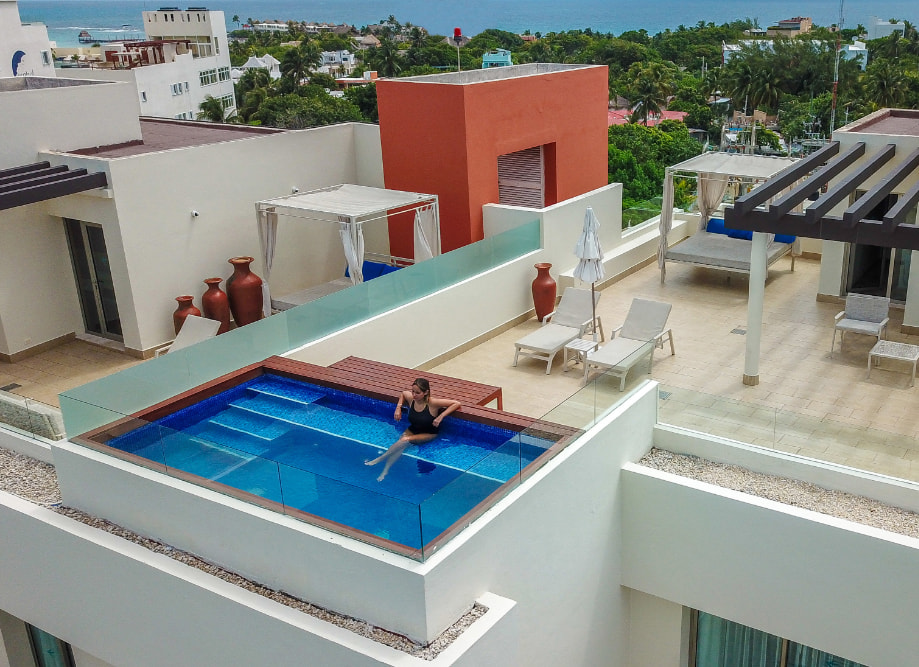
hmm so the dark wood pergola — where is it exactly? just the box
[725,140,919,251]
[0,161,108,211]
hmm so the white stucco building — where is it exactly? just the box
[55,7,236,120]
[0,0,54,78]
[1,64,919,667]
[867,16,906,40]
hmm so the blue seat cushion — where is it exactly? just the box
[726,228,754,241]
[706,218,726,235]
[345,261,402,281]
[773,234,796,244]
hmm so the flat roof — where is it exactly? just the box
[68,118,283,158]
[393,63,601,85]
[839,108,919,136]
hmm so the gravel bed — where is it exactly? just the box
[640,448,919,539]
[0,446,485,659]
[0,446,61,506]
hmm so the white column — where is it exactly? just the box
[901,250,919,332]
[744,231,768,386]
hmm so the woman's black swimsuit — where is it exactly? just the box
[408,401,440,434]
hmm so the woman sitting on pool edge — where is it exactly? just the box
[365,378,461,481]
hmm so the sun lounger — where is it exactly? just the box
[513,287,602,374]
[155,315,221,357]
[583,298,674,388]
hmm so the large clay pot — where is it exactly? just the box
[226,256,263,326]
[532,262,557,322]
[172,296,201,335]
[201,277,231,334]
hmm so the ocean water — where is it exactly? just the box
[19,0,918,48]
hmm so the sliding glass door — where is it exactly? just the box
[64,218,122,340]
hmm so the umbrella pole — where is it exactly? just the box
[591,282,598,342]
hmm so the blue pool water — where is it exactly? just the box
[106,375,553,551]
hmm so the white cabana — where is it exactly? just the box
[256,184,440,314]
[657,153,798,282]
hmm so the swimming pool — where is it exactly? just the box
[75,359,576,558]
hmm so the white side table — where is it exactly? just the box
[867,340,919,386]
[563,338,600,372]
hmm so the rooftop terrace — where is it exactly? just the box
[68,118,282,157]
[3,253,919,483]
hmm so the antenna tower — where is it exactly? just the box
[829,0,845,133]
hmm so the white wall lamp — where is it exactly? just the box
[191,210,200,218]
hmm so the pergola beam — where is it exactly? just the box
[733,141,840,215]
[768,142,866,218]
[843,147,919,227]
[805,144,896,224]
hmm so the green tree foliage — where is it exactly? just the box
[363,39,405,77]
[608,122,702,207]
[251,89,363,129]
[197,95,229,122]
[466,29,524,54]
[626,61,677,125]
[344,83,379,122]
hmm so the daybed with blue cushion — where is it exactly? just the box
[664,218,796,276]
[271,261,403,311]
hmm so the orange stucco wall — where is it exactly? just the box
[377,66,609,255]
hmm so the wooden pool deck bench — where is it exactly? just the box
[328,356,504,410]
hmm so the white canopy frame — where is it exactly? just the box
[256,184,440,316]
[656,153,803,388]
[657,153,799,283]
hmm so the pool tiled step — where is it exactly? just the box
[231,394,397,447]
[208,406,291,440]
[191,422,275,457]
[247,381,325,405]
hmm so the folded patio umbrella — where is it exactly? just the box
[573,206,605,341]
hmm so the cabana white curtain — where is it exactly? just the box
[697,172,731,232]
[413,204,438,261]
[656,171,676,283]
[257,208,278,317]
[340,221,365,285]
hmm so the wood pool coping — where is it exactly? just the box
[329,356,503,410]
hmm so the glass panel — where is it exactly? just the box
[61,221,541,436]
[889,248,910,302]
[63,219,101,335]
[695,612,782,667]
[846,244,889,297]
[786,642,867,667]
[278,461,423,557]
[27,625,74,667]
[84,224,122,336]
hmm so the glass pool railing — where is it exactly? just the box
[59,220,541,437]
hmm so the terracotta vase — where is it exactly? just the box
[172,296,201,335]
[532,262,557,322]
[226,256,264,326]
[201,278,231,334]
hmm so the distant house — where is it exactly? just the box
[358,34,380,49]
[234,53,281,81]
[250,21,290,33]
[482,49,513,68]
[867,16,906,40]
[607,108,687,127]
[319,50,357,76]
[520,34,537,43]
[336,70,378,89]
[723,39,867,70]
[766,16,812,37]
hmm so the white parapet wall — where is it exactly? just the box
[621,463,919,667]
[0,487,519,666]
[50,380,661,665]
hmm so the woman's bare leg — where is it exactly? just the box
[365,432,435,481]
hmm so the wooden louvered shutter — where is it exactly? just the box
[497,146,544,208]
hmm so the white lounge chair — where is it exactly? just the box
[513,288,602,374]
[155,315,221,357]
[831,293,889,357]
[583,298,674,388]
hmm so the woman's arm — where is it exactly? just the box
[394,389,413,420]
[430,397,461,427]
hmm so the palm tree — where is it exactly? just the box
[365,39,403,77]
[232,15,240,29]
[197,95,227,122]
[280,43,321,86]
[864,60,908,108]
[627,62,675,125]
